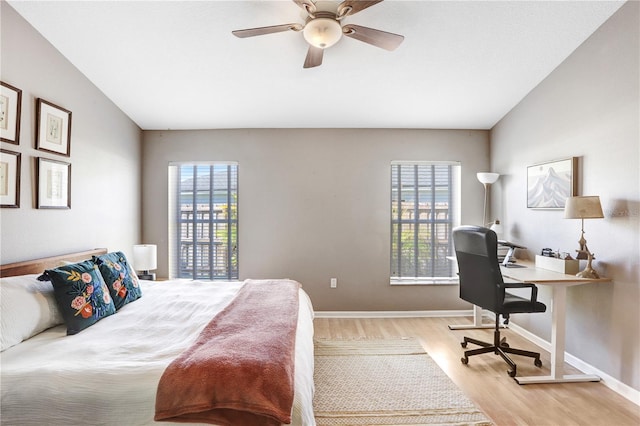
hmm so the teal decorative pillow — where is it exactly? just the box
[44,260,116,335]
[93,251,142,310]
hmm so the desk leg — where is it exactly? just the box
[515,285,600,384]
[550,285,566,379]
[448,305,504,330]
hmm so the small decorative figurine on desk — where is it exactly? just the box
[575,248,599,279]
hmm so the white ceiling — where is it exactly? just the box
[8,0,625,130]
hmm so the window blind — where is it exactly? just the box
[390,161,460,283]
[168,162,238,280]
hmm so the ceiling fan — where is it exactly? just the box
[232,0,404,68]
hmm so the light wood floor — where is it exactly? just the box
[313,316,640,426]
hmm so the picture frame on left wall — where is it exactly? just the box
[0,81,22,145]
[0,149,21,208]
[36,98,72,156]
[37,157,71,209]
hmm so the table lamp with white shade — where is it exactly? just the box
[489,219,503,238]
[133,244,157,280]
[564,196,604,278]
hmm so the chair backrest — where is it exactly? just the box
[453,225,505,312]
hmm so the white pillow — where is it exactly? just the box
[1,274,64,351]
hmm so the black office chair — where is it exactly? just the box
[453,225,546,377]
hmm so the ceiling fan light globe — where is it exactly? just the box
[303,18,342,49]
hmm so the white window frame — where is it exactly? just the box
[390,161,461,285]
[168,161,238,280]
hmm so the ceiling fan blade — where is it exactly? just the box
[342,24,404,51]
[303,46,324,68]
[337,0,383,18]
[232,23,303,38]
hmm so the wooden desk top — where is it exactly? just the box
[502,260,611,285]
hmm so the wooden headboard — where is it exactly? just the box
[0,248,108,278]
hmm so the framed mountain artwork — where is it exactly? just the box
[527,157,577,209]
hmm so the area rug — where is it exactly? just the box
[313,338,493,426]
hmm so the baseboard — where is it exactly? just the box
[314,310,472,319]
[315,310,639,406]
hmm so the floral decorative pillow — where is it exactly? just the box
[93,251,142,310]
[43,260,116,335]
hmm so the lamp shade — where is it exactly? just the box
[490,219,503,235]
[133,244,157,271]
[564,196,604,219]
[477,172,500,184]
[303,17,342,49]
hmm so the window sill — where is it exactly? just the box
[390,278,459,286]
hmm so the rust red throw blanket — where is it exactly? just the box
[154,279,300,426]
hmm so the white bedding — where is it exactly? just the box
[0,279,316,426]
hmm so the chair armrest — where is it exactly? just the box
[501,282,539,303]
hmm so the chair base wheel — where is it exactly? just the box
[457,322,541,379]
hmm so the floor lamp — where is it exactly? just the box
[449,171,501,331]
[477,172,500,226]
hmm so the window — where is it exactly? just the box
[168,162,238,280]
[390,161,460,284]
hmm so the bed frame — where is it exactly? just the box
[0,248,108,278]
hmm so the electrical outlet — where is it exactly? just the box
[330,278,337,288]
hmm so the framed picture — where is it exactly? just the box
[527,157,577,209]
[0,81,22,145]
[0,149,21,208]
[36,98,72,157]
[37,157,71,209]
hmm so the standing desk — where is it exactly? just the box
[501,260,611,384]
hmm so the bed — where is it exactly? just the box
[0,249,316,426]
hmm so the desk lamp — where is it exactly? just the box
[133,244,157,280]
[489,219,503,238]
[564,196,604,278]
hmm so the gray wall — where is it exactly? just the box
[0,3,142,264]
[142,129,489,311]
[491,1,639,391]
[4,0,637,395]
